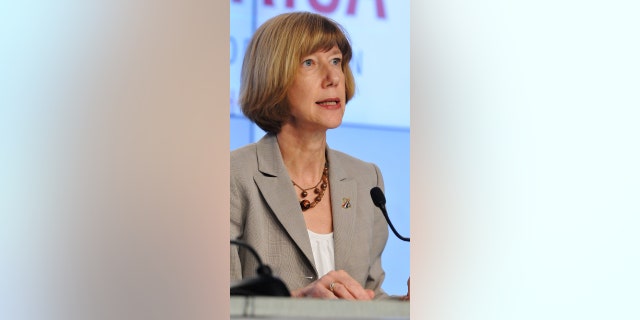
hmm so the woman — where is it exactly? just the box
[231,12,393,300]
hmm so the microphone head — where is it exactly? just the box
[370,187,386,208]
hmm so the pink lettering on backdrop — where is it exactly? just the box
[310,0,339,13]
[347,0,386,18]
[252,0,387,19]
[263,0,295,7]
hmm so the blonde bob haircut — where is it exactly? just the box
[239,12,356,134]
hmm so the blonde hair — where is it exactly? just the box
[239,12,355,134]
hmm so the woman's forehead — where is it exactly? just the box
[303,41,341,55]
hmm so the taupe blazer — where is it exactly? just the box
[231,133,389,298]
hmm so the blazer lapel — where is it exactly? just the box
[253,135,316,272]
[327,147,358,271]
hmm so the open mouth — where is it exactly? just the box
[316,98,341,107]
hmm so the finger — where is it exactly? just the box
[366,289,375,299]
[341,282,373,300]
[312,280,343,299]
[290,288,305,298]
[330,282,355,300]
[328,270,372,300]
[318,283,340,299]
[293,281,337,299]
[331,279,370,300]
[315,285,338,299]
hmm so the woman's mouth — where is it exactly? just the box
[316,98,341,108]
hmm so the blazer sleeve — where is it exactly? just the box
[366,163,390,299]
[230,161,245,282]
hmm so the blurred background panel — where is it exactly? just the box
[1,1,229,319]
[413,1,640,319]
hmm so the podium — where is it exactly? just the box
[231,296,409,319]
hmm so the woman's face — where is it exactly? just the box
[285,45,346,133]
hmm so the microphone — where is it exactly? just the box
[370,187,410,242]
[230,239,291,296]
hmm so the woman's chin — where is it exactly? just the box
[326,119,343,130]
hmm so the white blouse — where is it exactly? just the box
[307,229,335,277]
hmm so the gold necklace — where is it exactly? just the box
[291,163,329,211]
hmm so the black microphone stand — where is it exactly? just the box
[230,239,291,296]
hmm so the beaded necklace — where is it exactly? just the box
[291,163,329,211]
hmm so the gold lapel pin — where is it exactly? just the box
[341,198,351,209]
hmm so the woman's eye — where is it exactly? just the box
[331,58,342,65]
[303,59,313,67]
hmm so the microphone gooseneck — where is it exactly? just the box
[230,239,273,277]
[230,239,291,296]
[370,187,410,242]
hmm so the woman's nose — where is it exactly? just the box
[322,64,340,88]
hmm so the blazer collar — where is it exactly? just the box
[326,146,358,271]
[254,134,316,274]
[256,133,285,177]
[254,134,358,275]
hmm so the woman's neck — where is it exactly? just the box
[277,127,327,185]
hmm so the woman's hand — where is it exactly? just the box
[291,270,375,300]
